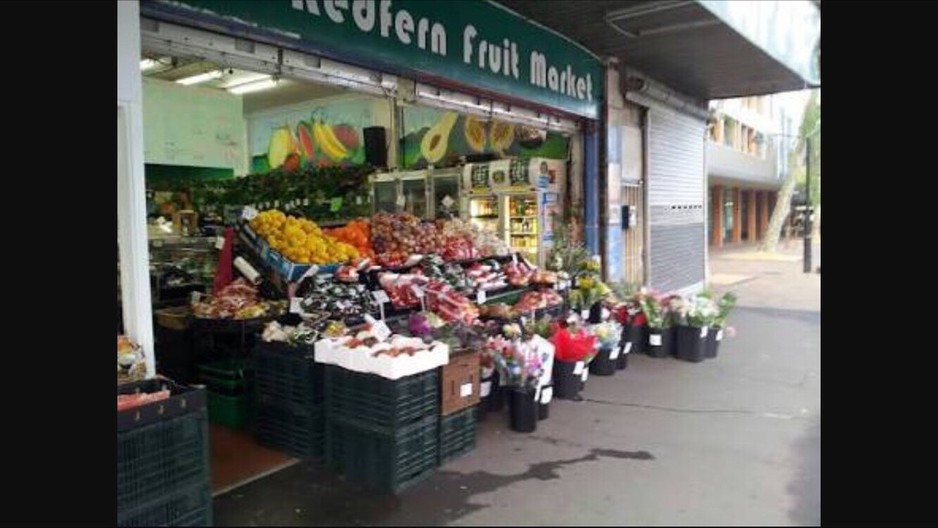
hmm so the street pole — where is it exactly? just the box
[803,137,812,273]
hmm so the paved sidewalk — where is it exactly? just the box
[214,244,821,526]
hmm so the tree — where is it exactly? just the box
[759,89,820,252]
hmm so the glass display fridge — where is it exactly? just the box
[430,167,462,219]
[461,163,500,234]
[371,170,430,217]
[502,193,540,265]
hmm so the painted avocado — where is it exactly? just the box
[464,115,487,152]
[420,111,459,164]
[489,120,515,152]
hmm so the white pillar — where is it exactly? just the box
[118,1,155,378]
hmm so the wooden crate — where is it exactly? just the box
[440,350,480,416]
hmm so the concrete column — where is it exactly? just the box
[747,189,757,242]
[758,191,770,239]
[732,187,742,243]
[711,185,724,247]
[118,1,155,378]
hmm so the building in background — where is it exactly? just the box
[707,92,805,248]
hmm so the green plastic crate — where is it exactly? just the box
[207,390,251,429]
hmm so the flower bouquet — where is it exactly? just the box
[549,321,598,400]
[588,321,624,376]
[483,335,546,432]
[672,294,717,363]
[706,291,738,358]
[638,289,676,358]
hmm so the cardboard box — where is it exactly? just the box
[440,350,481,416]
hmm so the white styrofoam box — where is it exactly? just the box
[314,337,449,380]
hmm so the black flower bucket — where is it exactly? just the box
[537,385,552,420]
[552,360,585,401]
[675,325,708,363]
[487,371,506,412]
[589,344,618,376]
[705,326,724,359]
[508,386,538,433]
[647,327,675,358]
[617,325,641,370]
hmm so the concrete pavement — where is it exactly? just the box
[213,244,821,526]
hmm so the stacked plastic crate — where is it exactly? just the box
[117,379,212,527]
[438,351,481,466]
[253,341,325,458]
[324,366,440,493]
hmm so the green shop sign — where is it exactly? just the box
[145,0,603,119]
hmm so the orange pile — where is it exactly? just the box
[325,218,374,259]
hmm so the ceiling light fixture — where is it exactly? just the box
[140,58,161,71]
[221,73,272,89]
[176,70,223,86]
[227,77,279,95]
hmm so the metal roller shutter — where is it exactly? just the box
[645,105,706,294]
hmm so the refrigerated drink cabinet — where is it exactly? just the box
[504,194,539,266]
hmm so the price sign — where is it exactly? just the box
[716,329,724,341]
[396,193,406,207]
[700,327,708,338]
[650,334,662,346]
[610,347,620,360]
[573,361,584,375]
[290,297,304,314]
[540,386,553,404]
[215,236,226,250]
[442,195,455,208]
[581,369,589,382]
[460,383,473,398]
[476,289,487,304]
[624,342,632,354]
[371,320,392,341]
[241,205,259,220]
[372,290,391,304]
[581,310,590,320]
[480,380,492,398]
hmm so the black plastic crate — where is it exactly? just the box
[117,482,212,527]
[326,414,438,494]
[117,410,210,514]
[439,405,477,465]
[324,367,439,432]
[117,378,207,432]
[254,342,323,405]
[254,402,325,458]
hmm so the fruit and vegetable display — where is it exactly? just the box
[423,280,480,325]
[249,210,360,265]
[191,278,287,319]
[296,274,377,326]
[417,255,473,294]
[117,335,146,384]
[324,219,374,259]
[465,260,509,292]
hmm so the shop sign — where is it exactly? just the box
[144,0,603,119]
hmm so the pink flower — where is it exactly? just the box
[725,326,737,338]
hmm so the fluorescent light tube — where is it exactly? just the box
[221,73,271,89]
[140,58,160,71]
[227,78,279,94]
[176,70,223,86]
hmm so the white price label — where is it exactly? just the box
[610,347,620,360]
[371,321,392,341]
[480,380,492,398]
[716,330,724,341]
[274,200,280,208]
[700,327,708,338]
[601,308,611,321]
[372,290,391,304]
[650,334,662,346]
[624,342,632,354]
[241,205,259,220]
[396,194,406,207]
[581,310,590,320]
[512,253,519,264]
[411,285,425,298]
[215,236,226,250]
[290,297,304,314]
[442,195,455,208]
[573,361,584,375]
[540,386,553,404]
[303,198,310,206]
[476,289,487,304]
[460,383,473,398]
[581,369,589,382]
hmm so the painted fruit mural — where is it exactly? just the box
[400,106,570,170]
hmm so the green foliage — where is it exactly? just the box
[547,211,591,273]
[714,292,738,327]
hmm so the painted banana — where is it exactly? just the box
[313,121,348,162]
